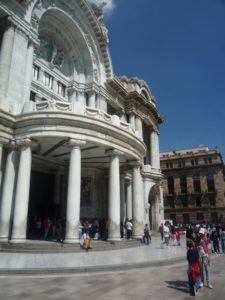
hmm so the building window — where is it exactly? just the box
[167,176,174,194]
[182,197,188,208]
[196,196,201,207]
[180,176,187,193]
[178,161,185,168]
[208,194,215,206]
[196,213,204,221]
[85,93,89,106]
[169,214,176,225]
[191,158,199,166]
[30,91,36,102]
[183,213,190,225]
[193,174,201,193]
[33,65,40,80]
[44,72,53,89]
[166,162,173,169]
[57,81,66,97]
[207,173,215,192]
[211,212,218,223]
[204,157,212,164]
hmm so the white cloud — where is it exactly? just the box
[88,0,116,16]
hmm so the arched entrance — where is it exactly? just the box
[148,184,160,231]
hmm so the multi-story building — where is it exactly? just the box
[0,0,164,244]
[160,146,225,225]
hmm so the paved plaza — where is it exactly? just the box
[0,237,224,299]
[0,252,224,300]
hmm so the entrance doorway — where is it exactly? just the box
[27,170,54,238]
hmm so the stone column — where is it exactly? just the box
[132,161,144,238]
[150,130,157,168]
[11,138,33,243]
[22,39,34,103]
[65,139,85,243]
[107,149,123,240]
[0,22,15,102]
[120,175,126,225]
[135,116,143,139]
[154,132,160,169]
[0,138,8,189]
[129,113,135,131]
[89,91,96,108]
[53,168,63,218]
[0,141,18,242]
[125,178,132,220]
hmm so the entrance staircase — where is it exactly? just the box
[0,239,142,253]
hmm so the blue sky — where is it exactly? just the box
[100,0,225,158]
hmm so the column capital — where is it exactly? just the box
[105,148,124,157]
[0,137,10,145]
[129,160,143,168]
[3,16,39,46]
[67,139,86,149]
[16,137,38,148]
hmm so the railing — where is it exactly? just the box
[22,100,135,134]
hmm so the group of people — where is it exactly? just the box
[186,225,214,296]
[159,222,181,248]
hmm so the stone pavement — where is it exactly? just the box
[0,250,224,300]
[0,236,186,274]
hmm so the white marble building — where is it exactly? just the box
[0,0,164,243]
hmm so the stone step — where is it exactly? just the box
[0,239,142,253]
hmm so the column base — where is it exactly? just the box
[10,238,26,243]
[0,237,9,243]
[107,237,122,241]
[64,238,79,244]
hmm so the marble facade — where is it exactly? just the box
[0,0,164,243]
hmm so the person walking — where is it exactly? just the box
[197,227,213,289]
[126,219,133,240]
[161,222,170,248]
[143,224,151,245]
[187,241,201,296]
[220,225,225,253]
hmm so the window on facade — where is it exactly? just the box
[44,72,53,89]
[208,194,215,206]
[169,197,175,208]
[191,158,199,166]
[207,173,215,192]
[193,174,201,193]
[57,81,65,97]
[204,157,212,164]
[183,213,190,225]
[95,93,98,108]
[197,213,204,221]
[169,214,176,225]
[180,176,187,193]
[30,91,36,102]
[166,162,173,169]
[33,65,40,80]
[167,176,174,194]
[196,197,201,207]
[85,93,89,106]
[211,212,218,223]
[178,161,185,168]
[182,197,188,208]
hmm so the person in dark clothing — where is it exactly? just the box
[210,229,220,253]
[187,241,201,296]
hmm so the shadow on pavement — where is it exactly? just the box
[165,280,190,294]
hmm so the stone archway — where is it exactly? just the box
[148,184,160,231]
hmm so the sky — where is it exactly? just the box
[91,0,225,158]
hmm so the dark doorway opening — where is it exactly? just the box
[27,170,54,238]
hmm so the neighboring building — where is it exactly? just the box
[0,0,164,243]
[160,146,225,225]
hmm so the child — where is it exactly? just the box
[187,241,200,296]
